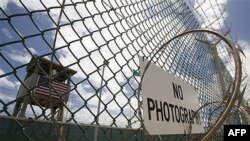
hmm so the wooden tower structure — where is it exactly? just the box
[12,56,77,121]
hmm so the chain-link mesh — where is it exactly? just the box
[0,0,248,141]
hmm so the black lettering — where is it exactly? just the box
[147,98,155,120]
[175,105,180,123]
[147,98,199,125]
[172,83,179,99]
[184,108,188,123]
[163,102,170,121]
[178,85,183,100]
[188,110,194,124]
[155,100,163,121]
[169,104,175,122]
[191,110,195,124]
[195,112,201,125]
[172,83,183,100]
[180,106,185,123]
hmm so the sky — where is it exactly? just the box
[187,0,250,101]
[0,0,250,127]
[227,0,250,42]
[227,0,250,101]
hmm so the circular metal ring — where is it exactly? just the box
[138,29,242,141]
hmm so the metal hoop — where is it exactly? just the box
[138,29,242,141]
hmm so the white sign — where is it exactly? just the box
[140,57,204,135]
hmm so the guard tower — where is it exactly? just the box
[13,56,77,121]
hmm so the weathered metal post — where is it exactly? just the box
[94,60,109,141]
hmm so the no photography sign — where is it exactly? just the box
[140,57,204,135]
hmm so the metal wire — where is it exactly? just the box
[0,0,248,141]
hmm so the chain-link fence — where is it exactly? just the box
[0,0,248,141]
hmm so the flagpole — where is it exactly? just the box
[94,60,109,141]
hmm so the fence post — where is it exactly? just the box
[94,60,109,141]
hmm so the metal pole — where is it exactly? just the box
[212,30,231,97]
[48,1,66,140]
[213,44,227,96]
[94,60,109,141]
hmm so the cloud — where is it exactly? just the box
[238,40,250,50]
[43,2,140,126]
[68,89,140,127]
[0,0,146,127]
[28,47,38,54]
[0,69,20,89]
[0,92,15,115]
[186,0,228,30]
[0,0,8,10]
[3,0,56,11]
[237,40,250,102]
[238,40,250,74]
[1,28,13,38]
[3,48,36,64]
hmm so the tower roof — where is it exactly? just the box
[26,55,77,81]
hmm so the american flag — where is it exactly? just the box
[34,75,68,99]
